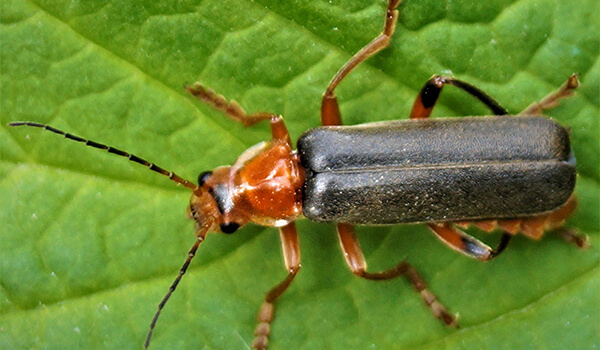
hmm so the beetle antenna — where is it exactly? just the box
[144,223,211,349]
[9,121,198,192]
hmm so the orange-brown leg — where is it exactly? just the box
[336,223,457,327]
[517,74,584,245]
[409,76,508,119]
[252,222,301,350]
[410,74,581,120]
[554,228,590,249]
[186,84,292,145]
[428,223,512,261]
[186,83,274,126]
[439,196,587,259]
[321,0,402,126]
[507,196,588,248]
[520,74,580,115]
[543,196,588,248]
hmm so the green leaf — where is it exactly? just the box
[1,0,598,349]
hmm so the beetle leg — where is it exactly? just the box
[268,115,293,146]
[428,223,512,261]
[543,196,588,248]
[519,74,580,115]
[453,197,588,249]
[410,76,509,119]
[186,83,276,127]
[252,222,301,350]
[186,83,292,144]
[321,0,402,126]
[554,228,591,249]
[336,223,458,327]
[522,196,589,248]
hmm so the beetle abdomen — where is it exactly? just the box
[297,116,575,224]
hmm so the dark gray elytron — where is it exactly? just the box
[298,115,575,225]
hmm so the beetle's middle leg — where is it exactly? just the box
[321,0,402,126]
[410,76,509,119]
[336,223,458,327]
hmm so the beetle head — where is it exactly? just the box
[189,166,248,234]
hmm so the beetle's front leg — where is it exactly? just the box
[252,222,301,350]
[186,84,292,144]
[186,83,276,127]
[336,223,457,327]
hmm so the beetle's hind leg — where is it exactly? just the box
[410,74,581,119]
[519,74,580,115]
[321,0,402,126]
[439,196,588,258]
[428,223,513,261]
[336,223,458,327]
[553,228,590,249]
[410,76,509,119]
[510,196,589,249]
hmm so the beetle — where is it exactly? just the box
[7,0,589,348]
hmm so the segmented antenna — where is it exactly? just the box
[9,121,198,192]
[10,121,210,348]
[144,224,210,349]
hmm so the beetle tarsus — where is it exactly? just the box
[520,74,581,115]
[251,224,301,349]
[364,260,459,328]
[186,82,273,127]
[252,270,299,350]
[336,224,458,327]
[420,289,459,328]
[252,301,273,350]
[554,228,590,249]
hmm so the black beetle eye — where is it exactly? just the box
[197,171,212,186]
[220,222,239,234]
